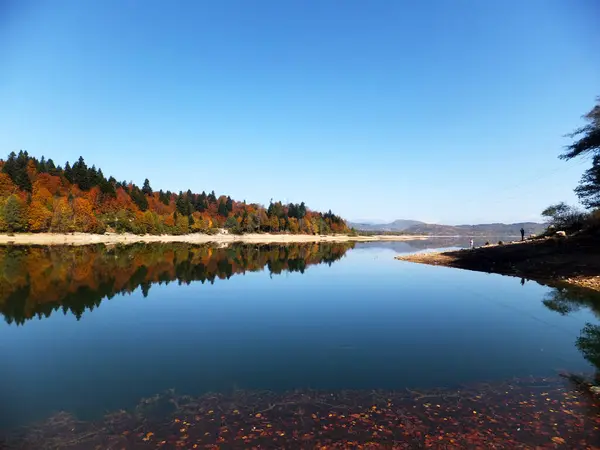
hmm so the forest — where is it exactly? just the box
[0,151,349,235]
[0,242,354,325]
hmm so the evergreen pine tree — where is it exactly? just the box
[2,152,17,181]
[46,159,57,175]
[72,156,90,190]
[218,200,228,217]
[38,156,48,173]
[142,179,153,196]
[2,195,25,232]
[208,190,217,204]
[88,165,98,187]
[176,193,189,215]
[15,168,32,192]
[64,162,74,184]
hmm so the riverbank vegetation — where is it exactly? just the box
[0,152,349,235]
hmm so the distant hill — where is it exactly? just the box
[349,220,546,236]
[347,219,425,232]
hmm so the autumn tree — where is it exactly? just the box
[0,173,17,197]
[28,200,52,231]
[0,151,350,236]
[288,217,299,233]
[33,173,62,196]
[174,213,189,235]
[254,209,265,232]
[50,198,74,232]
[73,197,98,232]
[270,215,279,232]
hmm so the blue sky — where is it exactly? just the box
[1,0,598,224]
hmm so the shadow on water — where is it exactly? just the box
[0,242,354,326]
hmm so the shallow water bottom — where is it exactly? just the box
[4,376,600,449]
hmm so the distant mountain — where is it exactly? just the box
[349,220,546,236]
[347,219,425,232]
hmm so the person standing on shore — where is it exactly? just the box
[470,239,474,249]
[520,227,525,241]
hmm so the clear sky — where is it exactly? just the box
[1,0,598,224]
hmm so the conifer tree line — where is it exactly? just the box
[0,151,349,235]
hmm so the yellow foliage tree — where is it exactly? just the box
[32,186,53,209]
[51,198,74,232]
[175,214,189,235]
[270,215,279,232]
[288,217,299,233]
[73,197,97,232]
[0,173,17,198]
[28,200,52,232]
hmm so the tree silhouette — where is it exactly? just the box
[562,97,600,208]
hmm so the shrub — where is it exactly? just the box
[541,202,589,233]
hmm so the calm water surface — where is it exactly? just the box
[1,240,599,430]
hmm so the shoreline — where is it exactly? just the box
[395,235,600,292]
[0,232,429,246]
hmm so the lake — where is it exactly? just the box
[1,240,599,446]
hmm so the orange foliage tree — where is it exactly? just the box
[0,151,350,235]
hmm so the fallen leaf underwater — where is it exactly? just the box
[4,376,600,449]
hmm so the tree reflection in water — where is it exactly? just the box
[542,285,600,386]
[0,242,354,326]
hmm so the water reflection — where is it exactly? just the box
[542,285,600,381]
[2,244,600,447]
[0,242,353,325]
[357,237,505,253]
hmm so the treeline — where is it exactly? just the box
[0,151,349,235]
[0,242,353,325]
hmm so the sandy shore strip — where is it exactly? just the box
[0,232,428,246]
[395,235,600,292]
